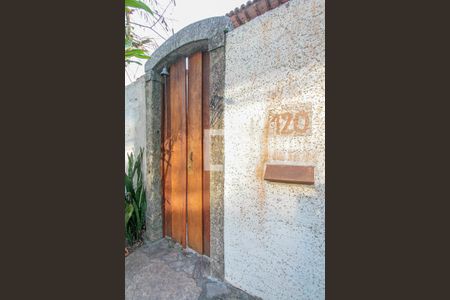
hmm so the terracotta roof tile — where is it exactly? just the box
[226,0,289,28]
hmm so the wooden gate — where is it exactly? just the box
[161,51,210,255]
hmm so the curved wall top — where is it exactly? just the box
[144,16,233,79]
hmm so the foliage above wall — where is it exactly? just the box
[124,0,176,67]
[125,0,152,65]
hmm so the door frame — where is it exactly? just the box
[143,16,232,279]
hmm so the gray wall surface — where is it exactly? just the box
[223,0,325,299]
[125,75,146,176]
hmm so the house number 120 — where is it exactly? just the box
[269,110,311,136]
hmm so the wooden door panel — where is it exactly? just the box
[162,52,210,255]
[187,52,203,253]
[169,58,187,247]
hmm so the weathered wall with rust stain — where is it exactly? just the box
[223,0,325,299]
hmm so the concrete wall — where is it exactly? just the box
[125,75,146,175]
[223,0,325,299]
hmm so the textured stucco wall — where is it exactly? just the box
[223,0,325,299]
[125,75,146,169]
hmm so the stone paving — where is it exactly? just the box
[125,238,261,300]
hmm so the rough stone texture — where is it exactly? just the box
[145,17,233,78]
[125,239,261,300]
[143,16,230,275]
[205,281,228,298]
[208,46,226,280]
[144,76,163,242]
[125,75,147,181]
[223,0,325,299]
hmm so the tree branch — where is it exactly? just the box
[129,21,167,40]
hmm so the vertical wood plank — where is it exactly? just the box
[202,51,211,256]
[187,52,204,253]
[169,57,187,247]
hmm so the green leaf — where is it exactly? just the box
[125,203,134,227]
[132,201,141,231]
[125,174,135,199]
[127,152,134,176]
[125,49,150,60]
[125,0,153,15]
[138,184,145,207]
[125,49,142,56]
